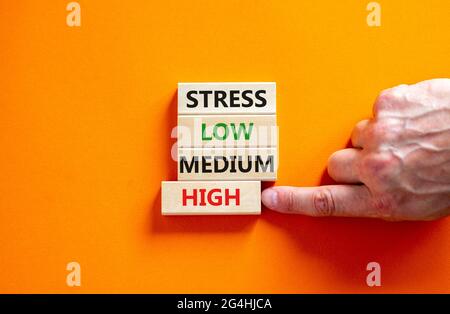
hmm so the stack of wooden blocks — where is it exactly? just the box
[162,82,277,215]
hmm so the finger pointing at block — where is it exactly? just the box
[261,185,382,218]
[263,79,450,221]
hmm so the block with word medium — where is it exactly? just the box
[178,82,276,115]
[177,114,278,148]
[177,147,278,181]
[161,181,261,215]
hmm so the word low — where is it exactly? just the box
[177,114,277,148]
[202,122,253,141]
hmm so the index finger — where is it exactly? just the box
[262,185,385,219]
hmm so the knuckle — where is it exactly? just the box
[312,189,336,217]
[327,152,340,178]
[370,123,387,139]
[354,119,369,133]
[368,121,397,143]
[378,89,393,101]
[370,195,396,219]
[361,155,385,175]
[284,189,296,213]
[374,90,393,113]
[374,85,407,114]
[360,154,396,181]
[352,119,371,147]
[351,127,363,145]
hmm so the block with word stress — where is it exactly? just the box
[177,114,278,148]
[178,147,278,181]
[161,181,261,215]
[178,82,276,115]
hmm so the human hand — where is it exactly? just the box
[262,79,450,221]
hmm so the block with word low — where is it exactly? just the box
[161,181,261,215]
[177,114,278,148]
[178,82,276,115]
[177,147,278,181]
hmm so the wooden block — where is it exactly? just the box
[178,82,276,115]
[161,181,261,215]
[177,114,278,148]
[177,147,278,181]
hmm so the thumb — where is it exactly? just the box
[262,185,381,218]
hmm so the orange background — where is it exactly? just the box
[0,0,449,293]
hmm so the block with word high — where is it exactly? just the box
[178,82,276,115]
[161,181,261,215]
[177,114,277,148]
[177,147,278,181]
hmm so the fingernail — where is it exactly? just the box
[262,189,279,209]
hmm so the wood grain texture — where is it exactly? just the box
[161,181,261,215]
[178,82,276,115]
[177,147,278,181]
